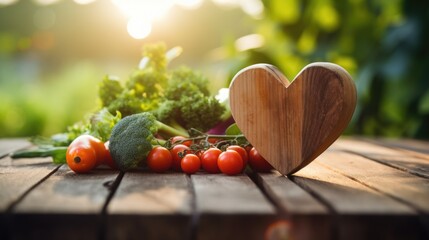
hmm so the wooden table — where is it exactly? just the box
[0,138,428,240]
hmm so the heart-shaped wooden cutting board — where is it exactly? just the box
[229,63,357,175]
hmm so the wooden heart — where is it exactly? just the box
[229,63,357,175]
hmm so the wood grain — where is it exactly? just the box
[0,156,58,211]
[8,165,118,240]
[192,173,277,240]
[255,171,332,240]
[106,172,192,240]
[14,165,117,213]
[229,63,356,175]
[332,138,429,178]
[376,138,429,156]
[1,138,428,240]
[292,159,421,240]
[317,150,429,213]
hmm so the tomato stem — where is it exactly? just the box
[166,133,248,150]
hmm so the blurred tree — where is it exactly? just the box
[221,0,429,139]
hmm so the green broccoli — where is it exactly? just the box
[100,43,169,117]
[164,67,210,99]
[153,67,225,132]
[178,94,225,131]
[99,75,123,108]
[109,112,189,171]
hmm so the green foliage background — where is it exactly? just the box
[0,0,428,139]
[221,0,429,139]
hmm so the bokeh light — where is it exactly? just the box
[127,17,152,40]
[112,0,174,21]
[32,0,61,5]
[0,0,18,6]
[176,0,203,9]
[73,0,97,5]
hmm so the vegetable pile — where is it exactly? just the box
[10,43,273,175]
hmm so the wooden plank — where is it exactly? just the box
[0,138,32,158]
[106,172,192,240]
[255,171,332,240]
[292,158,421,240]
[0,156,58,212]
[0,151,60,240]
[14,165,117,213]
[7,165,119,240]
[192,173,277,240]
[376,138,429,155]
[333,138,429,178]
[372,138,429,161]
[317,150,429,213]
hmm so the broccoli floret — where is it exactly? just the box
[100,43,169,117]
[106,90,143,117]
[178,94,225,131]
[153,67,225,132]
[109,112,188,171]
[99,75,123,108]
[142,43,167,73]
[155,100,179,122]
[164,67,210,100]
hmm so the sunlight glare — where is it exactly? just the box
[32,0,61,5]
[212,0,239,7]
[0,0,18,6]
[112,0,174,21]
[240,0,263,18]
[127,18,152,39]
[212,0,264,18]
[73,0,97,5]
[175,0,203,9]
[235,34,264,51]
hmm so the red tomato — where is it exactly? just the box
[245,145,253,153]
[170,144,190,171]
[227,145,248,170]
[217,150,243,175]
[201,148,222,173]
[147,146,173,173]
[171,136,192,147]
[207,138,219,144]
[181,154,201,174]
[248,147,273,172]
[66,135,100,173]
[103,141,117,169]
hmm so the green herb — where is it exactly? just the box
[10,147,68,164]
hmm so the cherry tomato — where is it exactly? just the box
[248,147,273,172]
[181,154,201,174]
[201,148,222,173]
[171,136,192,147]
[217,150,243,175]
[170,144,190,171]
[90,137,108,166]
[207,138,219,144]
[147,146,172,173]
[245,145,253,153]
[103,141,117,169]
[66,135,101,173]
[196,150,204,159]
[74,135,107,166]
[227,145,248,170]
